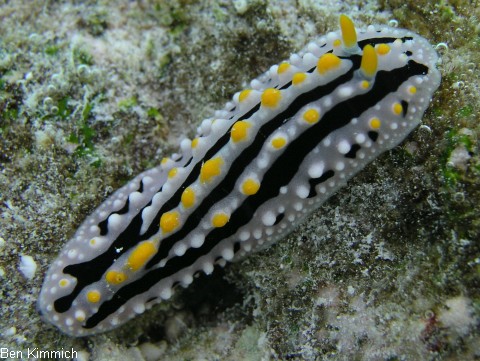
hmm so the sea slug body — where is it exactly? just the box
[38,15,441,336]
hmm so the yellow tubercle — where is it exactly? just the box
[393,102,403,115]
[75,312,85,322]
[271,137,287,149]
[241,178,260,195]
[59,279,69,287]
[277,62,290,74]
[86,290,101,303]
[376,43,390,55]
[369,117,381,129]
[212,212,230,228]
[239,89,252,102]
[191,138,200,148]
[408,86,417,94]
[339,14,357,49]
[333,39,342,47]
[181,187,195,208]
[360,80,370,89]
[360,44,377,78]
[200,157,224,183]
[168,167,178,179]
[303,108,320,124]
[161,157,169,165]
[106,270,127,285]
[160,211,180,233]
[317,53,341,75]
[231,120,251,143]
[127,241,157,271]
[261,88,281,108]
[292,72,307,85]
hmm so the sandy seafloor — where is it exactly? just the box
[0,0,479,360]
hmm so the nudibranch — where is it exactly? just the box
[38,15,441,336]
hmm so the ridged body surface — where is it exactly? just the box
[38,17,441,336]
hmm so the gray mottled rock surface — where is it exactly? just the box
[0,1,478,360]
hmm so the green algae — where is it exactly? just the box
[118,96,138,109]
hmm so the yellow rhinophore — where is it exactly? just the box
[360,44,378,78]
[339,14,357,50]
